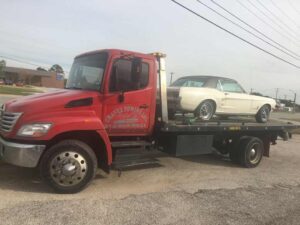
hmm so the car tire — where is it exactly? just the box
[195,100,215,121]
[39,139,97,194]
[255,105,270,123]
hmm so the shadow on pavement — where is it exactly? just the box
[0,162,51,193]
[179,153,240,168]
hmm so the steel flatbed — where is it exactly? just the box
[161,119,299,133]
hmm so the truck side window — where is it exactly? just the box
[109,59,149,92]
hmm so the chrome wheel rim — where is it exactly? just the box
[249,143,261,164]
[50,151,87,187]
[199,102,213,120]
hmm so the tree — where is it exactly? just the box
[36,67,47,71]
[0,60,6,76]
[49,64,64,74]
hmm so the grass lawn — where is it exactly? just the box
[0,85,43,96]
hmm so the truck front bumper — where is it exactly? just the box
[0,136,46,168]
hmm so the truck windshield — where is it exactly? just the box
[66,53,108,91]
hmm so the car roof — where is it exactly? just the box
[175,75,236,81]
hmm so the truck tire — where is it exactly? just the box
[239,137,264,168]
[255,105,270,123]
[39,140,97,194]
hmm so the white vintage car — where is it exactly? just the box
[167,76,276,123]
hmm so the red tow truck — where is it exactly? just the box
[0,49,298,193]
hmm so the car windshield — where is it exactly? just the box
[66,52,108,91]
[170,77,209,87]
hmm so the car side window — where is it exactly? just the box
[216,80,223,91]
[220,79,244,93]
[109,59,149,92]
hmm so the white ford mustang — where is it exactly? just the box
[167,76,276,123]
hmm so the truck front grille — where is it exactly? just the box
[0,105,22,132]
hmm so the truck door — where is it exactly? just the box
[102,57,154,135]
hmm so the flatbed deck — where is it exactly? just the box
[161,117,300,133]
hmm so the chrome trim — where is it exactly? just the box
[0,107,22,132]
[0,136,46,168]
[156,56,169,123]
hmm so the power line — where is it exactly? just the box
[195,0,300,61]
[287,0,300,15]
[170,0,300,69]
[0,55,47,68]
[245,0,300,42]
[255,0,300,36]
[0,54,70,73]
[209,0,300,59]
[269,0,300,28]
[236,0,300,46]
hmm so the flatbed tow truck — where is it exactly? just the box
[0,49,298,193]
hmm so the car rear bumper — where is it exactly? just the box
[0,136,46,168]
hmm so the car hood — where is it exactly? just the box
[250,94,276,104]
[4,89,101,114]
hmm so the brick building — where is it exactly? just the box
[1,67,64,88]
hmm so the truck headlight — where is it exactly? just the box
[17,124,52,137]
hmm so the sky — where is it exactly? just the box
[0,0,300,102]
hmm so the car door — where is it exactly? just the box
[218,79,252,114]
[102,57,153,135]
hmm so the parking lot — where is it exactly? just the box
[0,94,300,225]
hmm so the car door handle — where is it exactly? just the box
[224,92,229,96]
[139,104,149,109]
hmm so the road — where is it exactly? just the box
[0,94,300,225]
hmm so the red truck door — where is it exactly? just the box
[102,57,155,136]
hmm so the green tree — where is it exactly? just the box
[49,64,64,74]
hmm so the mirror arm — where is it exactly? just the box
[118,91,125,103]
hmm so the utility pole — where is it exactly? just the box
[293,93,297,113]
[275,88,279,102]
[250,88,253,94]
[170,72,174,85]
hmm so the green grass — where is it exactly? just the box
[0,85,43,96]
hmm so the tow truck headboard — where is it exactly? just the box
[150,52,169,124]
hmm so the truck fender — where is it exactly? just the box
[96,129,112,165]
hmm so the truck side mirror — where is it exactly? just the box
[131,57,142,83]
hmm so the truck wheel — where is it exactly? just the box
[239,137,264,168]
[195,100,215,121]
[255,105,270,123]
[39,140,97,194]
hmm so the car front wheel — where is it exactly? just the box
[255,105,270,123]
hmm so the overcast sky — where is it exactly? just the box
[0,0,300,101]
